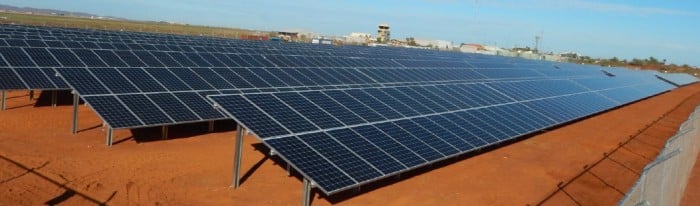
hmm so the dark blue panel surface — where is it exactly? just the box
[24,48,61,67]
[344,89,404,119]
[71,49,107,67]
[83,96,142,128]
[0,68,26,89]
[273,92,344,129]
[326,129,406,175]
[169,68,214,90]
[0,47,35,67]
[300,91,366,125]
[298,132,383,182]
[208,95,288,138]
[57,68,110,95]
[408,117,478,151]
[90,68,140,93]
[149,51,182,67]
[145,68,192,91]
[147,93,200,122]
[175,92,224,119]
[245,93,318,133]
[323,90,385,122]
[266,137,356,192]
[131,51,165,67]
[118,94,173,125]
[191,68,236,89]
[114,50,147,67]
[40,68,68,88]
[374,122,444,161]
[48,48,85,67]
[351,125,426,168]
[118,68,167,93]
[14,67,54,89]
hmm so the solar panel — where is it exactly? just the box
[208,72,672,194]
[0,68,26,89]
[656,73,699,86]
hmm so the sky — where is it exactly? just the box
[3,0,700,66]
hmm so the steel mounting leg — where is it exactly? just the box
[106,127,114,147]
[161,125,169,140]
[302,178,312,206]
[1,90,6,111]
[71,92,79,134]
[233,124,244,188]
[51,90,57,107]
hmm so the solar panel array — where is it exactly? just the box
[1,24,698,195]
[0,23,631,129]
[208,74,676,193]
[656,72,699,86]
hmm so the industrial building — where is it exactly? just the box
[377,23,390,43]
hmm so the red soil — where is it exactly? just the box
[1,83,700,205]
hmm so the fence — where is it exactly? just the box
[619,105,700,205]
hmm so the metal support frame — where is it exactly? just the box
[51,90,57,107]
[106,127,113,147]
[71,92,79,134]
[208,120,215,132]
[302,178,312,206]
[1,90,6,111]
[161,125,169,140]
[232,124,244,188]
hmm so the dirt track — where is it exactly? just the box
[1,83,700,205]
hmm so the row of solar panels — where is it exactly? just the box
[0,47,407,68]
[0,38,334,57]
[207,76,674,193]
[210,78,673,139]
[0,24,494,61]
[0,36,483,61]
[657,73,699,86]
[48,65,607,129]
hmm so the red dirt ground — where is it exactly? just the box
[1,84,700,205]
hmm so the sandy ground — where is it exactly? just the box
[1,83,700,205]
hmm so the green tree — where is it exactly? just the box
[406,37,417,46]
[648,56,659,65]
[610,57,619,63]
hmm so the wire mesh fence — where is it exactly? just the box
[619,105,700,206]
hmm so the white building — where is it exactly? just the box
[345,32,372,44]
[414,39,454,50]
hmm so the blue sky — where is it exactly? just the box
[3,0,699,66]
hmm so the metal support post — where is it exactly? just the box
[106,127,114,147]
[51,90,57,107]
[302,178,311,206]
[71,92,79,134]
[232,124,244,188]
[162,125,169,140]
[29,90,34,100]
[1,90,6,111]
[208,120,215,132]
[287,164,291,176]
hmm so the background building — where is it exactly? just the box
[345,32,372,44]
[377,24,390,43]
